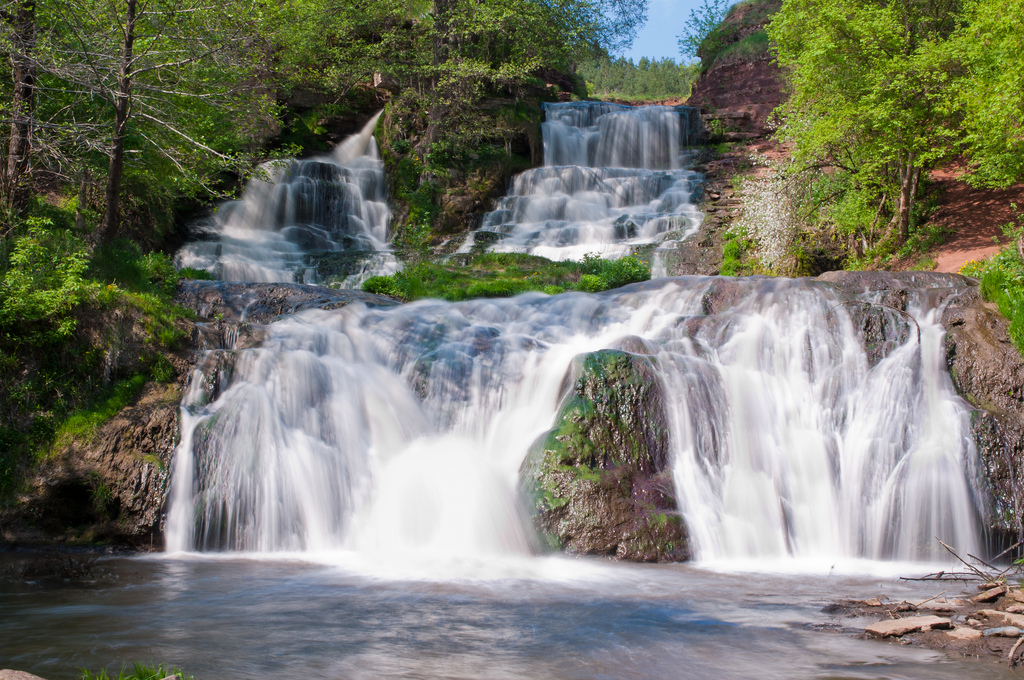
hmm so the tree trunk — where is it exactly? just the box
[4,0,36,213]
[425,0,457,145]
[895,154,918,244]
[96,0,137,244]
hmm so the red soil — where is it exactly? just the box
[929,164,1024,273]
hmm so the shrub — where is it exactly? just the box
[0,219,96,342]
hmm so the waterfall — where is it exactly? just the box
[462,102,704,261]
[166,276,982,564]
[174,113,399,288]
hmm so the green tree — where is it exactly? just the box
[678,0,733,62]
[4,0,275,242]
[769,0,962,244]
[943,0,1024,188]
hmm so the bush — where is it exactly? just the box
[0,219,96,342]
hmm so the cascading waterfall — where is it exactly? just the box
[174,113,398,287]
[166,276,982,564]
[461,102,705,261]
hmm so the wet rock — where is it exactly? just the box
[980,609,1024,628]
[983,626,1022,638]
[840,301,915,368]
[942,287,1024,543]
[520,349,688,562]
[865,616,952,638]
[176,280,397,323]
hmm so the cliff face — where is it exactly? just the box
[686,0,785,139]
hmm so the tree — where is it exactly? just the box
[943,0,1024,188]
[0,0,36,213]
[678,0,732,63]
[769,0,962,244]
[17,0,274,242]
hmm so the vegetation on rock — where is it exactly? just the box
[521,349,688,562]
[362,253,651,302]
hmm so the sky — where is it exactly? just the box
[616,0,714,63]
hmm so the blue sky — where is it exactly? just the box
[616,0,713,63]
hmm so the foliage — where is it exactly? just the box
[579,56,698,101]
[678,0,734,62]
[941,0,1024,188]
[362,253,650,301]
[0,0,278,240]
[0,215,189,497]
[769,0,961,245]
[81,663,192,680]
[734,159,805,274]
[961,246,1024,353]
[0,218,96,342]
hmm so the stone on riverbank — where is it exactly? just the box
[0,671,49,680]
[865,616,952,638]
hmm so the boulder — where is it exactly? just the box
[0,671,49,680]
[520,349,689,562]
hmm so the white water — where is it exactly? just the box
[166,276,983,567]
[174,113,398,287]
[461,102,704,261]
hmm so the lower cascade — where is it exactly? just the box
[166,274,982,563]
[174,113,398,288]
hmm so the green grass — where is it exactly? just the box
[81,663,192,680]
[362,253,651,302]
[47,374,148,457]
[962,247,1024,354]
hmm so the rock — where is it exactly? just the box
[946,627,983,641]
[973,585,1008,603]
[0,672,48,680]
[176,280,397,323]
[520,349,688,562]
[865,616,952,638]
[983,626,1022,638]
[979,609,1024,628]
[0,383,182,548]
[861,598,883,607]
[942,287,1024,543]
[1006,589,1024,604]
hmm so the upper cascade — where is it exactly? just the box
[175,113,398,287]
[463,102,705,261]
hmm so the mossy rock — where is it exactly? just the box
[521,349,689,562]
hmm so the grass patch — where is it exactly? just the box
[362,253,651,302]
[82,663,192,680]
[719,229,756,276]
[47,374,148,457]
[962,246,1024,354]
